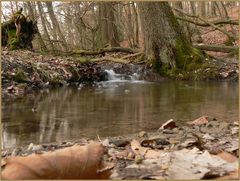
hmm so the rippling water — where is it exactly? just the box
[2,80,238,148]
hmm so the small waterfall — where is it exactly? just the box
[104,69,139,81]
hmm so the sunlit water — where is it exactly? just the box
[1,70,239,148]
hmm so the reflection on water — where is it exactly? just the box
[2,81,238,148]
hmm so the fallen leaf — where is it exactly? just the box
[217,152,238,163]
[217,169,239,179]
[167,148,237,179]
[158,119,177,130]
[1,142,111,179]
[131,139,148,156]
[188,116,209,125]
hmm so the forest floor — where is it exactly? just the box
[1,49,238,101]
[2,116,239,179]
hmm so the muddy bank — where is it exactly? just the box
[1,117,238,179]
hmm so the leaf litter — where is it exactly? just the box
[1,116,238,179]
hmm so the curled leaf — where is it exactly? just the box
[1,142,111,179]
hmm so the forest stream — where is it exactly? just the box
[1,2,239,179]
[2,70,238,149]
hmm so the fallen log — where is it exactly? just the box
[69,47,140,56]
[193,44,238,53]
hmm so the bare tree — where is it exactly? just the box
[45,2,68,51]
[36,2,56,53]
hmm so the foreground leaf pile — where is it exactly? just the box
[1,117,238,179]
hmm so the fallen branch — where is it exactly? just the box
[91,56,128,64]
[122,51,143,59]
[68,47,140,56]
[193,44,238,53]
[173,8,237,41]
[176,16,238,26]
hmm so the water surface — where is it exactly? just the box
[2,80,238,148]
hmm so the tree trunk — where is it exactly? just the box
[190,2,196,15]
[99,2,120,47]
[210,1,217,17]
[125,3,134,47]
[138,2,204,70]
[45,2,68,51]
[25,2,47,52]
[36,2,56,53]
[200,2,206,17]
[132,3,139,47]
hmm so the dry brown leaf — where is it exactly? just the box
[188,116,209,125]
[145,149,162,159]
[131,139,148,156]
[217,169,239,180]
[1,142,111,179]
[216,152,238,163]
[158,119,177,130]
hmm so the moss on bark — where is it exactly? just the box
[1,10,37,50]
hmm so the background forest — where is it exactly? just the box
[1,1,239,180]
[1,1,239,57]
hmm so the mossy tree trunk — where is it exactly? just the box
[1,9,38,50]
[138,2,205,70]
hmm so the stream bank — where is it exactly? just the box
[1,50,238,100]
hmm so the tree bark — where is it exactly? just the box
[190,2,196,15]
[138,2,204,70]
[200,2,206,17]
[45,2,68,51]
[210,2,217,17]
[98,2,120,47]
[132,3,139,47]
[36,2,56,53]
[25,2,47,52]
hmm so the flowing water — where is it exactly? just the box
[2,70,239,148]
